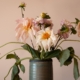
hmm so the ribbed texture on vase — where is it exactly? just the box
[29,59,53,80]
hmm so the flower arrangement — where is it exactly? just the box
[0,2,80,80]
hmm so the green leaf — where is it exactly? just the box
[13,75,19,80]
[61,25,69,33]
[11,64,20,80]
[6,54,16,59]
[44,49,61,59]
[59,49,70,66]
[19,64,25,73]
[64,47,75,66]
[22,44,40,58]
[64,56,72,66]
[75,18,80,24]
[71,27,77,34]
[6,53,20,61]
[74,58,80,80]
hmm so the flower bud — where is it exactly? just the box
[40,13,47,18]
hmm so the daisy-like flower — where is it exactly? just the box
[15,18,33,43]
[36,27,56,52]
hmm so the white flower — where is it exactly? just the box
[36,28,56,51]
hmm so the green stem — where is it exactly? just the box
[0,48,24,59]
[21,8,24,18]
[30,39,34,48]
[54,37,61,49]
[58,46,63,50]
[74,54,80,60]
[17,57,32,64]
[4,65,13,80]
[56,39,80,49]
[0,42,24,48]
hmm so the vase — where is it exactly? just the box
[29,59,53,80]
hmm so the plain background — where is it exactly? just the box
[0,0,80,80]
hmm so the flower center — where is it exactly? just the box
[42,32,50,39]
[23,22,31,32]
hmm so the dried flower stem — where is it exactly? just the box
[0,48,24,59]
[16,57,32,64]
[21,8,24,18]
[56,39,80,49]
[74,54,80,60]
[30,39,34,48]
[0,42,24,48]
[4,65,13,80]
[54,37,61,49]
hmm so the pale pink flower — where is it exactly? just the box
[32,17,53,35]
[58,29,69,39]
[61,20,73,28]
[15,18,33,42]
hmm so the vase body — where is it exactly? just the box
[29,59,53,80]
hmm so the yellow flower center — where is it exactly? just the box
[23,22,31,32]
[24,26,30,32]
[42,32,50,39]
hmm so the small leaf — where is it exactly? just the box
[74,58,80,80]
[11,64,20,80]
[22,44,40,58]
[6,53,20,61]
[19,64,25,73]
[75,18,80,24]
[71,27,77,34]
[44,49,61,59]
[59,49,70,66]
[6,54,16,59]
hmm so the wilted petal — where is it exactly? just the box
[15,18,34,42]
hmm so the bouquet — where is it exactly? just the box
[0,2,80,80]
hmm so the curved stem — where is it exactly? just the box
[56,39,80,49]
[0,42,25,48]
[74,54,80,60]
[0,48,24,59]
[17,57,32,64]
[58,46,63,50]
[4,65,13,80]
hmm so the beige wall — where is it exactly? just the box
[0,0,80,80]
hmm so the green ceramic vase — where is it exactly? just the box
[29,59,53,80]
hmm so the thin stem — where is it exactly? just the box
[0,42,24,48]
[54,37,61,49]
[30,39,34,48]
[17,57,32,64]
[21,8,24,18]
[74,54,80,60]
[4,65,13,80]
[56,39,80,49]
[0,48,24,59]
[58,46,63,50]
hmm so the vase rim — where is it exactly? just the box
[29,58,52,62]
